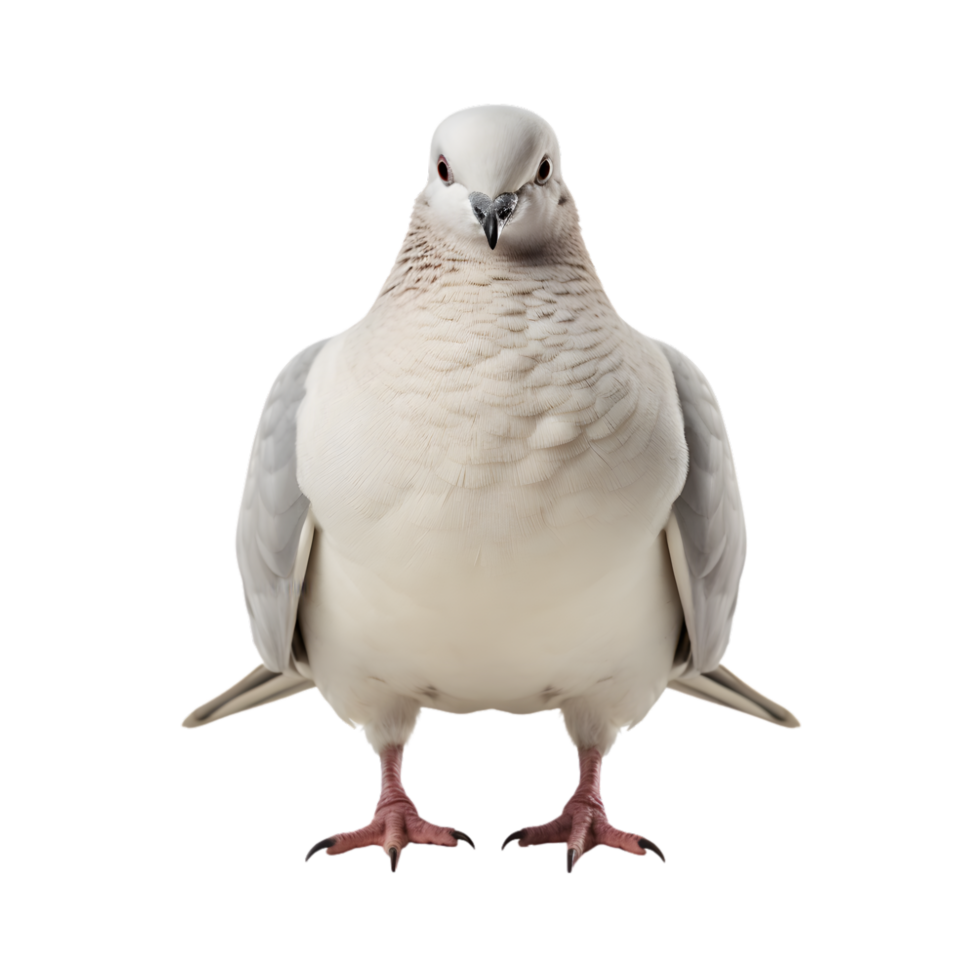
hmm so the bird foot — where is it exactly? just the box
[501,748,664,872]
[502,804,662,872]
[303,790,476,871]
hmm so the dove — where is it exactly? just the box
[185,105,798,873]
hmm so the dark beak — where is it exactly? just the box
[469,191,518,250]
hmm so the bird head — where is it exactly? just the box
[421,106,572,254]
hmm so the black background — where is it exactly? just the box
[170,95,827,895]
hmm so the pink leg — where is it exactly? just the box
[502,747,665,872]
[305,744,474,871]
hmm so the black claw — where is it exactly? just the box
[451,830,475,849]
[305,837,337,862]
[501,829,527,851]
[638,838,666,863]
[567,848,577,873]
[389,846,399,872]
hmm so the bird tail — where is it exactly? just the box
[668,665,800,728]
[183,666,314,728]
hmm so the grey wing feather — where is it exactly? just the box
[661,343,747,676]
[236,340,327,673]
[183,666,315,728]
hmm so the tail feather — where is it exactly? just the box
[668,665,800,728]
[180,664,316,729]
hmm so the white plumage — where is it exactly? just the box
[187,106,797,871]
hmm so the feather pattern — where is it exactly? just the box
[236,340,327,672]
[661,344,746,675]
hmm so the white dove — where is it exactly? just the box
[185,105,798,873]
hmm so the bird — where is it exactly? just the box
[184,105,798,873]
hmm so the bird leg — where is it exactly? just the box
[305,744,474,871]
[502,746,665,872]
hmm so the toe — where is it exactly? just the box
[316,820,385,855]
[405,814,458,846]
[517,815,572,846]
[591,821,665,860]
[305,837,337,861]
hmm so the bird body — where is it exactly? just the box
[295,220,688,751]
[187,105,797,870]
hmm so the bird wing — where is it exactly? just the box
[659,343,747,677]
[180,337,331,729]
[236,340,328,674]
[658,345,797,726]
[183,666,314,728]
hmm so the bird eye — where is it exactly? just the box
[536,157,552,184]
[437,155,453,185]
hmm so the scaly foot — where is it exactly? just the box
[501,747,664,872]
[305,745,474,871]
